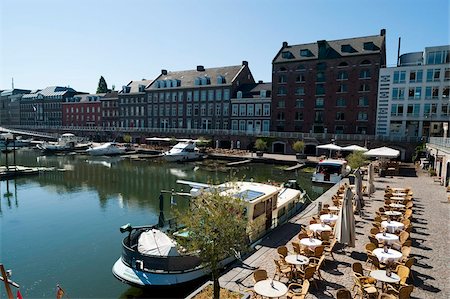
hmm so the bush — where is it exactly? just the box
[346,151,368,169]
[254,139,267,151]
[292,140,305,153]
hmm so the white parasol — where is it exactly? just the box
[341,145,368,152]
[317,143,342,158]
[364,146,400,158]
[334,187,356,247]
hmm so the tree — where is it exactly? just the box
[254,139,267,151]
[96,76,108,93]
[292,140,305,153]
[346,151,368,169]
[175,187,249,299]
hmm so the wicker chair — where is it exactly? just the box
[367,254,386,270]
[336,288,352,299]
[274,259,292,281]
[396,257,415,281]
[277,245,289,258]
[296,265,317,289]
[386,284,414,299]
[324,238,337,260]
[309,255,326,280]
[286,280,310,299]
[253,269,268,283]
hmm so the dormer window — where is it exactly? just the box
[363,42,379,51]
[300,49,313,57]
[281,51,294,59]
[194,77,201,86]
[260,90,267,98]
[341,44,357,53]
[237,91,242,99]
[217,75,225,84]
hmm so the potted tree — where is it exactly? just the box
[292,140,306,160]
[254,139,267,157]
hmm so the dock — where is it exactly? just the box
[0,165,56,180]
[283,163,305,171]
[226,159,252,167]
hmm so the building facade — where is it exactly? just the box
[118,80,152,128]
[271,30,386,134]
[0,89,31,126]
[230,82,272,134]
[145,62,255,131]
[100,91,119,128]
[62,94,103,127]
[376,45,450,139]
[20,86,80,126]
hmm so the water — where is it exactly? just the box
[1,149,328,298]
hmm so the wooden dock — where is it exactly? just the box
[226,159,252,167]
[283,163,305,171]
[0,165,56,180]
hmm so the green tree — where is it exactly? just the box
[292,140,305,153]
[254,139,267,151]
[346,151,368,169]
[96,76,108,93]
[176,187,249,299]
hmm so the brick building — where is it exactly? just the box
[145,62,255,131]
[271,30,386,135]
[62,94,103,127]
[118,80,153,128]
[0,89,31,126]
[100,91,119,128]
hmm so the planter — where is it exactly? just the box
[296,153,306,160]
[256,151,264,157]
[186,281,250,299]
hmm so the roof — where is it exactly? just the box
[318,159,348,166]
[147,64,246,90]
[64,94,103,103]
[0,89,31,97]
[120,79,153,94]
[273,33,385,64]
[236,82,272,98]
[22,86,77,99]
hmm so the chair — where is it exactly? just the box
[377,294,396,299]
[296,265,317,289]
[394,265,410,286]
[370,227,380,236]
[352,275,378,299]
[298,232,309,240]
[400,246,411,261]
[305,245,324,258]
[368,235,381,247]
[319,230,331,244]
[292,241,302,255]
[309,255,326,280]
[324,238,337,260]
[278,245,289,258]
[367,254,386,270]
[286,280,310,299]
[396,257,415,281]
[274,259,292,281]
[336,288,352,299]
[352,262,377,285]
[386,284,414,299]
[365,243,376,264]
[253,269,268,283]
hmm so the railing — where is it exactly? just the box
[5,125,425,143]
[428,137,450,149]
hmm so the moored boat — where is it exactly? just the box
[163,141,203,162]
[112,180,307,288]
[38,133,90,153]
[312,159,351,184]
[86,142,126,156]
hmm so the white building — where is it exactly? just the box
[376,45,449,140]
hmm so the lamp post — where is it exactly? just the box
[443,122,448,139]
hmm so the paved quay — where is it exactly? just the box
[218,164,450,298]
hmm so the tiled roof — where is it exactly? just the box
[120,79,153,94]
[273,34,385,63]
[66,94,103,103]
[237,82,272,98]
[22,86,77,99]
[0,89,31,96]
[147,64,245,90]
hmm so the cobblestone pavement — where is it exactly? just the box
[219,164,450,298]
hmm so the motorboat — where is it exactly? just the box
[0,133,31,149]
[38,133,90,153]
[86,142,126,156]
[312,159,351,184]
[112,180,307,288]
[163,141,202,162]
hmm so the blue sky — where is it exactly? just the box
[1,0,448,93]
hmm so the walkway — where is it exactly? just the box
[219,164,450,298]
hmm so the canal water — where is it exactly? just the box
[1,149,328,298]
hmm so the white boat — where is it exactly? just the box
[86,142,126,156]
[112,180,307,288]
[0,133,31,148]
[312,159,351,184]
[163,141,202,162]
[38,133,89,153]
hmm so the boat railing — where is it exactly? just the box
[121,237,203,272]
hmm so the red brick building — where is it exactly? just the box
[100,91,119,128]
[62,94,103,127]
[271,30,386,135]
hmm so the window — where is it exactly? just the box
[263,120,270,132]
[216,104,221,116]
[357,111,368,121]
[295,99,304,108]
[186,91,192,101]
[360,59,371,65]
[408,87,422,99]
[295,87,305,95]
[407,104,420,116]
[223,104,229,116]
[201,90,207,101]
[178,91,184,102]
[278,75,287,83]
[337,84,347,93]
[208,90,214,101]
[338,61,349,67]
[277,100,285,108]
[239,104,246,116]
[314,111,323,122]
[223,89,230,100]
[315,98,324,108]
[208,104,214,116]
[255,104,262,116]
[336,98,346,107]
[393,71,406,83]
[359,83,370,92]
[316,72,325,82]
[193,104,199,116]
[187,104,192,116]
[296,65,306,71]
[300,49,313,57]
[363,42,379,51]
[263,104,270,116]
[281,51,294,59]
[247,104,254,116]
[277,112,285,121]
[193,90,199,101]
[443,87,449,98]
[296,74,306,82]
[445,68,450,81]
[335,125,344,134]
[200,104,206,116]
[216,89,222,101]
[295,111,303,121]
[441,103,449,116]
[409,70,423,83]
[277,86,287,95]
[337,71,348,80]
[426,50,449,64]
[426,87,440,99]
[426,69,441,82]
[341,44,356,53]
[316,84,325,95]
[336,111,345,120]
[232,104,238,116]
[358,97,369,107]
[359,69,371,79]
[357,126,367,134]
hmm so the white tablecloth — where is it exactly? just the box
[375,233,399,245]
[389,203,405,209]
[381,221,404,233]
[320,214,338,223]
[300,238,322,249]
[254,280,288,298]
[285,254,309,266]
[373,248,403,263]
[309,223,332,233]
[370,270,400,283]
[384,211,402,217]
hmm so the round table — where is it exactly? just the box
[370,270,401,284]
[309,223,332,233]
[381,221,405,233]
[389,196,406,201]
[285,254,309,267]
[373,248,403,263]
[389,203,405,209]
[254,279,288,298]
[320,214,338,224]
[391,192,407,197]
[300,238,322,250]
[375,233,399,245]
[328,206,340,213]
[384,211,402,217]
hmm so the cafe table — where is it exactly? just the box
[285,254,309,268]
[328,206,340,213]
[300,237,322,250]
[254,279,288,298]
[389,203,405,209]
[309,223,332,234]
[373,248,403,263]
[391,192,407,197]
[370,270,400,291]
[375,232,399,245]
[320,214,338,224]
[384,211,402,217]
[381,220,405,233]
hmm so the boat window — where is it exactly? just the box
[253,202,265,220]
[317,165,341,175]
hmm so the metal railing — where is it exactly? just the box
[428,137,450,149]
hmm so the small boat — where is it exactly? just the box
[163,141,203,162]
[86,142,126,156]
[0,133,31,148]
[112,180,307,288]
[312,159,351,184]
[38,133,89,153]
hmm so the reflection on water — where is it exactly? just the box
[1,149,328,298]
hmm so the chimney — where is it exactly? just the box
[242,60,248,66]
[380,28,386,36]
[258,80,263,83]
[197,65,205,71]
[282,41,288,48]
[161,69,168,75]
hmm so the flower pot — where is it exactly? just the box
[256,151,264,157]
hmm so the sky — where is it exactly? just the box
[1,0,449,93]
